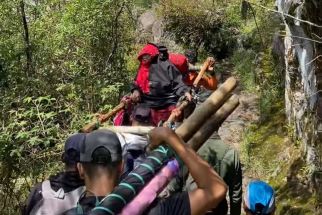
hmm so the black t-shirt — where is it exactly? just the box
[145,192,191,215]
[63,196,104,215]
[64,192,190,215]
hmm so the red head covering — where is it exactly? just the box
[135,44,160,94]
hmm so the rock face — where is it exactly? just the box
[137,10,184,53]
[138,10,163,43]
[277,0,322,184]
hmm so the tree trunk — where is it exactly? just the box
[20,0,33,75]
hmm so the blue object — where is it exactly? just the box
[245,180,275,214]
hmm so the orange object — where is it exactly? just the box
[185,72,218,90]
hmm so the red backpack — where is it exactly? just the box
[169,53,189,74]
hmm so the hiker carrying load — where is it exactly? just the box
[130,43,192,126]
[169,50,217,91]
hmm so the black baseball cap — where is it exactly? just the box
[62,133,86,165]
[80,129,122,164]
[132,104,151,124]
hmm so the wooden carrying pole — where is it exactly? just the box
[100,126,154,135]
[101,94,238,149]
[80,102,125,133]
[192,57,215,88]
[188,94,240,151]
[176,77,237,142]
[163,100,189,127]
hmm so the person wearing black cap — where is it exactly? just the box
[118,104,152,177]
[64,130,124,214]
[23,133,86,215]
[64,127,227,215]
[131,103,152,126]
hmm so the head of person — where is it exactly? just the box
[131,104,152,126]
[62,133,86,171]
[77,130,123,195]
[137,43,159,65]
[243,180,276,215]
[184,49,198,65]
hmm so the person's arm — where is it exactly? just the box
[188,64,202,72]
[148,127,227,215]
[130,83,141,103]
[130,68,142,103]
[169,64,191,98]
[200,75,218,90]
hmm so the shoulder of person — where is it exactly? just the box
[22,182,43,215]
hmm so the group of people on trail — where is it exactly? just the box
[23,43,276,215]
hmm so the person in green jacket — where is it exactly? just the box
[185,135,242,215]
[162,134,242,215]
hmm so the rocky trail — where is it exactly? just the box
[217,70,261,197]
[218,90,259,151]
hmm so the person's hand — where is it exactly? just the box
[147,127,174,151]
[171,108,182,122]
[94,113,105,122]
[206,57,215,71]
[131,90,141,103]
[207,66,214,71]
[172,108,182,118]
[184,92,192,101]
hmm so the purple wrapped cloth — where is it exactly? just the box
[120,159,179,215]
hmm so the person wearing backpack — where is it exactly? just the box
[130,43,192,126]
[117,104,152,178]
[23,133,86,215]
[64,127,227,215]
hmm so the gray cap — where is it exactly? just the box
[80,129,122,164]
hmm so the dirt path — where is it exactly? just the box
[218,89,259,151]
[217,80,260,202]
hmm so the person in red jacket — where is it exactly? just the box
[131,43,192,126]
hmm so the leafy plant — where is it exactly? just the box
[0,0,136,213]
[158,0,240,59]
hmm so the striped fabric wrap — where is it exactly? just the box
[121,159,180,215]
[90,146,173,215]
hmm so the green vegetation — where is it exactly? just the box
[226,1,317,214]
[0,0,317,214]
[158,0,241,59]
[0,0,136,213]
[240,109,317,215]
[231,49,257,92]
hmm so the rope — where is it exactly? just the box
[269,33,322,44]
[306,55,322,65]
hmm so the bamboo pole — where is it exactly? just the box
[188,94,240,151]
[175,77,237,141]
[81,102,125,133]
[100,126,154,135]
